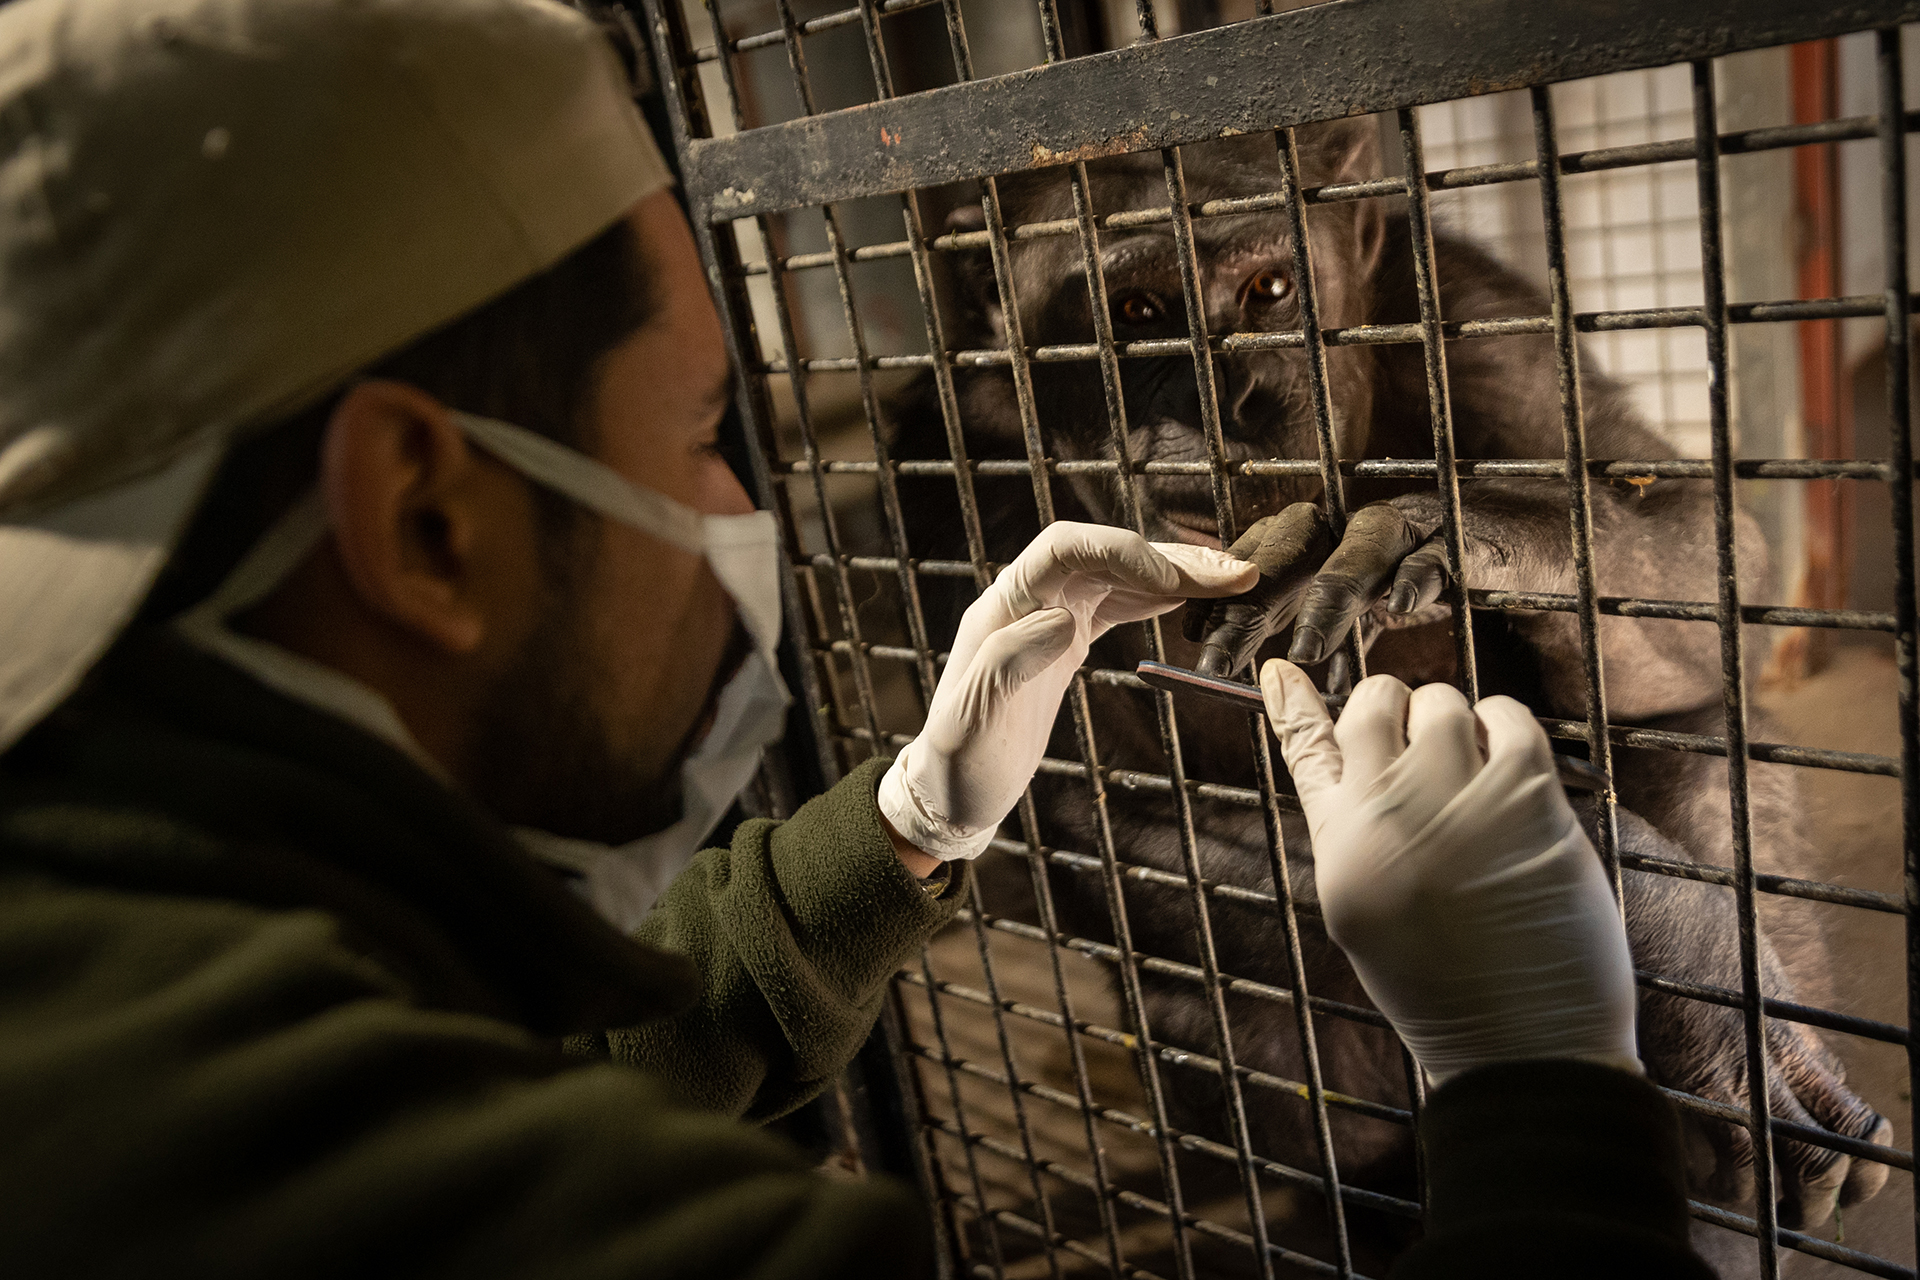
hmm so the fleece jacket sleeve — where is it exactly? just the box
[1392,1059,1715,1280]
[610,758,967,1122]
[0,868,928,1280]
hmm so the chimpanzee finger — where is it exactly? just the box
[1763,1054,1855,1230]
[1770,1018,1896,1211]
[1182,515,1284,641]
[1387,537,1450,615]
[1191,504,1332,676]
[1289,504,1421,664]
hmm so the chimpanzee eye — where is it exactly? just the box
[1243,267,1293,305]
[1110,291,1163,326]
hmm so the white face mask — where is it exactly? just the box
[447,411,791,931]
[176,408,790,934]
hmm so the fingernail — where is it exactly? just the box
[1195,645,1233,677]
[1288,626,1323,664]
[1388,582,1416,613]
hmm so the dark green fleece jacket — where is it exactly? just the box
[0,630,961,1279]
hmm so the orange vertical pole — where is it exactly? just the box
[1783,38,1852,677]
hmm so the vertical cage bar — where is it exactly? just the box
[1270,126,1369,696]
[1527,85,1624,901]
[1690,56,1779,1279]
[1875,25,1920,1273]
[800,7,995,1271]
[852,12,1065,1272]
[1013,795,1131,1278]
[919,949,1013,1278]
[1272,128,1351,540]
[1162,145,1241,546]
[637,0,840,794]
[1393,107,1480,703]
[1064,676,1201,1280]
[787,0,942,706]
[1249,719,1355,1277]
[1158,143,1280,1280]
[634,0,961,1259]
[934,9,1203,1274]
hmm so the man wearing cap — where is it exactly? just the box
[0,0,1256,1274]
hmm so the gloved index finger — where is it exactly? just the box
[1261,659,1342,809]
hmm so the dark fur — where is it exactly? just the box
[891,126,1889,1271]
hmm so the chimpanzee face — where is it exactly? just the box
[952,127,1383,549]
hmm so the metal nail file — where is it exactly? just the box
[1135,660,1607,793]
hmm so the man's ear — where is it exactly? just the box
[318,379,496,655]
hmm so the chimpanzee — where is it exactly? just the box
[888,121,1893,1273]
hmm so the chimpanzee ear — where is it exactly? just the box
[944,202,1004,343]
[1297,117,1387,278]
[1297,115,1380,187]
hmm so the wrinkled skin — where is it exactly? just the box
[893,124,1892,1271]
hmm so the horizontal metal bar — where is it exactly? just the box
[800,561,1898,636]
[910,1039,1419,1225]
[900,965,1909,1195]
[758,294,1915,376]
[1617,849,1906,916]
[924,1131,1361,1277]
[1534,717,1901,777]
[935,1178,1178,1280]
[1685,1200,1914,1279]
[681,0,1920,220]
[732,110,1920,271]
[985,832,1316,919]
[1636,971,1910,1048]
[786,456,1908,483]
[688,0,940,59]
[1469,587,1899,633]
[955,904,1389,1029]
[894,966,1409,1126]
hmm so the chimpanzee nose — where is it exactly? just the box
[1219,358,1280,443]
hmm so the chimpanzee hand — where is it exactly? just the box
[1183,499,1449,677]
[1618,824,1895,1230]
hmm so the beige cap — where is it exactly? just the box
[0,0,673,752]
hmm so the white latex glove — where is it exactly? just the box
[880,522,1256,860]
[1260,660,1640,1087]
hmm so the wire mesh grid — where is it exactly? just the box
[633,0,1920,1275]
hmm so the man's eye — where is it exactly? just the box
[1110,291,1163,326]
[1242,267,1294,305]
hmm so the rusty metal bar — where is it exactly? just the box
[730,109,1920,271]
[747,291,1920,367]
[1395,106,1480,703]
[783,455,1915,484]
[1528,84,1623,900]
[1690,57,1777,1278]
[1873,26,1920,1273]
[679,0,1920,221]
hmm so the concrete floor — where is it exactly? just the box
[899,638,1914,1278]
[1753,640,1912,1276]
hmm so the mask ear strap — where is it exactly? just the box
[177,488,329,628]
[448,409,706,554]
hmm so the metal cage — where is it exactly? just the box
[631,0,1920,1275]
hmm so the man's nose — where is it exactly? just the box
[709,457,757,516]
